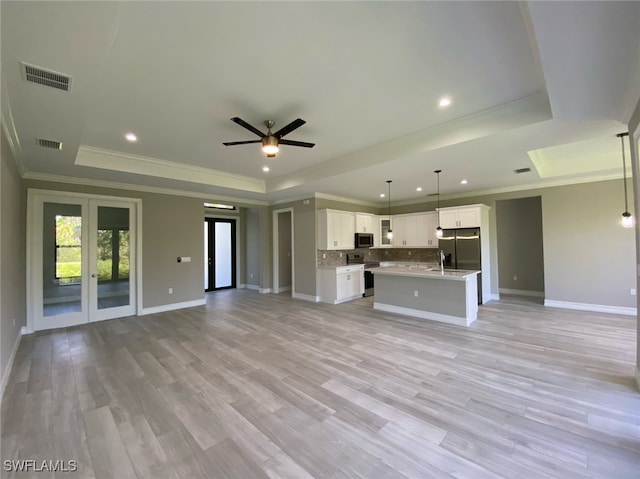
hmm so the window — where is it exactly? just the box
[55,214,82,284]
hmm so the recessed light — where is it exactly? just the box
[262,166,270,172]
[125,132,137,142]
[379,193,385,198]
[438,97,451,108]
[460,179,468,185]
[416,187,423,192]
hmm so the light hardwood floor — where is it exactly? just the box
[1,290,638,478]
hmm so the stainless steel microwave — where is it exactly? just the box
[354,233,374,248]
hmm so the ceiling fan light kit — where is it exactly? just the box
[223,117,315,158]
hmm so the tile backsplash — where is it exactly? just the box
[317,248,439,266]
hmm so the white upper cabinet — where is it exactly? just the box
[317,209,356,250]
[355,213,375,233]
[439,205,484,229]
[391,213,437,247]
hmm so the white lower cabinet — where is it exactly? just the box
[317,265,364,304]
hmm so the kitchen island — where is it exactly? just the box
[372,266,480,326]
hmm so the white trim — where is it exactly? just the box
[635,367,640,392]
[75,146,265,193]
[140,298,206,315]
[1,327,24,400]
[489,293,501,301]
[27,189,143,331]
[245,284,260,291]
[373,302,475,327]
[22,172,269,207]
[499,288,545,298]
[544,299,637,316]
[237,283,247,289]
[292,292,319,302]
[259,288,272,294]
[275,286,292,293]
[272,207,295,298]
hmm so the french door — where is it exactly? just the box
[204,218,236,291]
[28,191,139,331]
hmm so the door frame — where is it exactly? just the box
[272,207,295,295]
[204,217,237,291]
[26,189,143,332]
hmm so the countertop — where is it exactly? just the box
[372,265,479,281]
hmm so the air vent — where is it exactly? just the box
[21,62,71,92]
[514,167,531,174]
[37,138,63,150]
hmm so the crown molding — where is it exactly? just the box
[314,192,379,207]
[75,145,265,193]
[390,172,626,208]
[21,171,269,206]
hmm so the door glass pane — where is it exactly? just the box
[214,222,232,288]
[97,206,130,310]
[43,203,82,316]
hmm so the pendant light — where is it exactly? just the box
[617,132,634,228]
[434,169,443,237]
[386,180,393,240]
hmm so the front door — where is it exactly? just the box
[29,191,138,331]
[204,218,236,291]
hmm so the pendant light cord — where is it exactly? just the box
[620,133,629,212]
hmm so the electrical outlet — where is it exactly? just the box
[250,273,254,278]
[408,251,412,256]
[631,288,636,296]
[322,253,326,259]
[414,290,419,297]
[168,288,173,294]
[513,275,518,281]
[12,318,15,327]
[339,253,342,258]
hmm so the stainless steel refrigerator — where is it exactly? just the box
[439,228,482,304]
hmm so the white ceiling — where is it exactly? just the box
[2,1,639,207]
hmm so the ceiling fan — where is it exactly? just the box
[223,117,315,157]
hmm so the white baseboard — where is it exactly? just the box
[488,293,500,302]
[237,283,246,289]
[245,284,260,291]
[1,327,24,400]
[259,288,272,294]
[635,367,640,392]
[275,286,292,293]
[499,288,545,298]
[140,298,206,315]
[544,299,637,316]
[373,302,475,327]
[292,292,319,302]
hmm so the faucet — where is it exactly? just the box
[439,250,445,273]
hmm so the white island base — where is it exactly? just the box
[372,267,480,326]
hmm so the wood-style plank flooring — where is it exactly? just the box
[1,290,639,478]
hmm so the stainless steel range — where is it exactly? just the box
[347,254,379,297]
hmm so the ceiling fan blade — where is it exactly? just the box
[230,117,265,138]
[273,118,306,138]
[279,139,315,148]
[223,140,262,146]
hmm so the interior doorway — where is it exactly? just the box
[204,218,236,291]
[272,208,293,294]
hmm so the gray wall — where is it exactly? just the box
[278,211,292,289]
[496,197,544,294]
[1,132,27,387]
[244,208,262,287]
[24,180,205,309]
